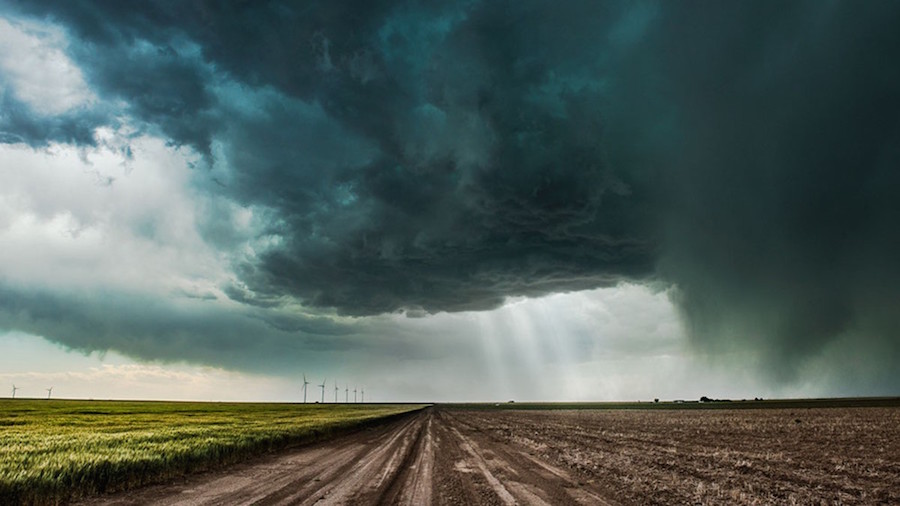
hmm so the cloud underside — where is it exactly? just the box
[1,0,899,387]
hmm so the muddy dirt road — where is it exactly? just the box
[82,406,899,505]
[81,408,611,506]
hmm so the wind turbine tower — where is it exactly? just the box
[334,381,338,403]
[345,384,349,403]
[354,387,357,403]
[361,388,365,403]
[11,385,18,399]
[46,387,53,400]
[302,374,310,403]
[319,378,326,403]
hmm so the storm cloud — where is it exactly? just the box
[1,0,899,390]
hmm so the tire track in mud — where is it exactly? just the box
[437,410,617,506]
[78,408,617,506]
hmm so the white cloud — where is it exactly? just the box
[0,134,233,296]
[0,16,94,115]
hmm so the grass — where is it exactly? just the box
[0,399,426,505]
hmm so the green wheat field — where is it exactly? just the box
[0,399,424,505]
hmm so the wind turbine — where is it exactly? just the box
[319,378,326,403]
[353,386,357,403]
[46,387,53,400]
[11,385,18,399]
[334,381,339,403]
[302,374,310,403]
[361,388,365,403]
[345,384,349,403]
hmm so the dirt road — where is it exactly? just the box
[81,406,899,505]
[80,408,613,506]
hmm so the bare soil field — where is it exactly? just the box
[453,407,900,505]
[80,406,900,505]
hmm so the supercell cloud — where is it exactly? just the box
[0,1,899,392]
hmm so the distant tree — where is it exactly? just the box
[700,396,711,403]
[654,398,659,403]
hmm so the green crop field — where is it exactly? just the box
[0,399,426,505]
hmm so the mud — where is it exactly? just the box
[79,406,900,505]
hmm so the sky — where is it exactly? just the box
[0,1,898,402]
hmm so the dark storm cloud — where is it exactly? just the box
[0,90,103,146]
[648,2,900,380]
[3,1,900,386]
[223,1,658,314]
[5,0,657,315]
[0,282,409,372]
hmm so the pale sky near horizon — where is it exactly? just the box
[1,1,898,402]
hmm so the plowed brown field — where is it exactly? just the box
[80,406,900,505]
